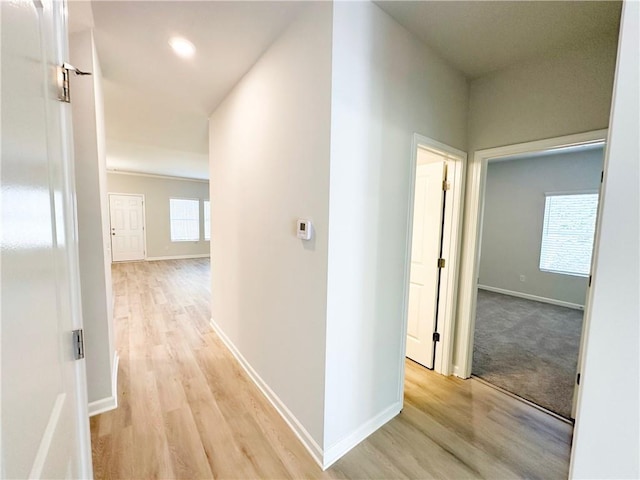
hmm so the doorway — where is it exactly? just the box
[472,143,604,419]
[402,134,466,374]
[456,130,607,417]
[109,193,146,262]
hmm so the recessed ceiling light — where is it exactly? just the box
[169,36,195,59]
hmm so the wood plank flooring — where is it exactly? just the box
[90,259,573,479]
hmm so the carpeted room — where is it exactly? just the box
[472,143,605,419]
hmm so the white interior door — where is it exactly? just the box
[1,0,92,478]
[406,161,446,368]
[109,194,145,261]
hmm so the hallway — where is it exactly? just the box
[90,259,572,478]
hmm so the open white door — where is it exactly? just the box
[1,0,92,478]
[406,161,446,368]
[109,193,145,262]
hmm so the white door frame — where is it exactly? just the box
[399,134,467,392]
[108,192,147,262]
[455,129,608,381]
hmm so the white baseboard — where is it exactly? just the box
[146,254,210,261]
[88,396,117,417]
[88,351,119,417]
[322,401,402,470]
[477,285,584,310]
[209,318,324,468]
[112,351,119,402]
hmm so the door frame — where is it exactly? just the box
[455,129,609,384]
[108,192,147,262]
[399,134,467,390]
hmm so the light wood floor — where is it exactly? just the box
[90,259,573,479]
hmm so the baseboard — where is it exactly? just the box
[477,285,584,310]
[146,254,210,261]
[209,318,324,468]
[322,401,402,470]
[88,351,119,417]
[112,351,119,403]
[88,395,117,417]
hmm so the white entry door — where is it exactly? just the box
[406,161,446,368]
[109,194,146,261]
[2,0,92,478]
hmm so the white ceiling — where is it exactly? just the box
[88,1,307,179]
[82,1,621,180]
[374,1,622,79]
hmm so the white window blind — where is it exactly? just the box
[203,200,210,241]
[170,198,200,241]
[539,193,598,276]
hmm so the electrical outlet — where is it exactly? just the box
[519,274,526,282]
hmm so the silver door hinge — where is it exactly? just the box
[72,329,85,360]
[57,63,92,103]
[437,258,446,268]
[442,180,450,191]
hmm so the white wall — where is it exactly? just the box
[467,35,618,153]
[208,3,333,454]
[107,172,210,259]
[570,2,639,477]
[479,147,603,306]
[70,30,116,407]
[208,1,469,464]
[324,1,468,460]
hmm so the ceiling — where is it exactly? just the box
[87,1,308,179]
[80,1,621,180]
[374,1,622,79]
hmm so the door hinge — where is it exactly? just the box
[442,180,450,191]
[57,63,92,103]
[437,258,446,268]
[576,373,581,385]
[72,329,85,360]
[433,332,440,342]
[588,275,592,287]
[601,171,604,183]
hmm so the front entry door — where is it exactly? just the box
[109,194,145,262]
[406,161,446,368]
[2,0,92,477]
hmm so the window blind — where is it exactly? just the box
[170,198,200,241]
[539,193,598,276]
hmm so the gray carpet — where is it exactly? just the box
[472,289,584,419]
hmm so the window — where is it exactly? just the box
[539,193,599,276]
[203,200,210,241]
[170,198,199,241]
